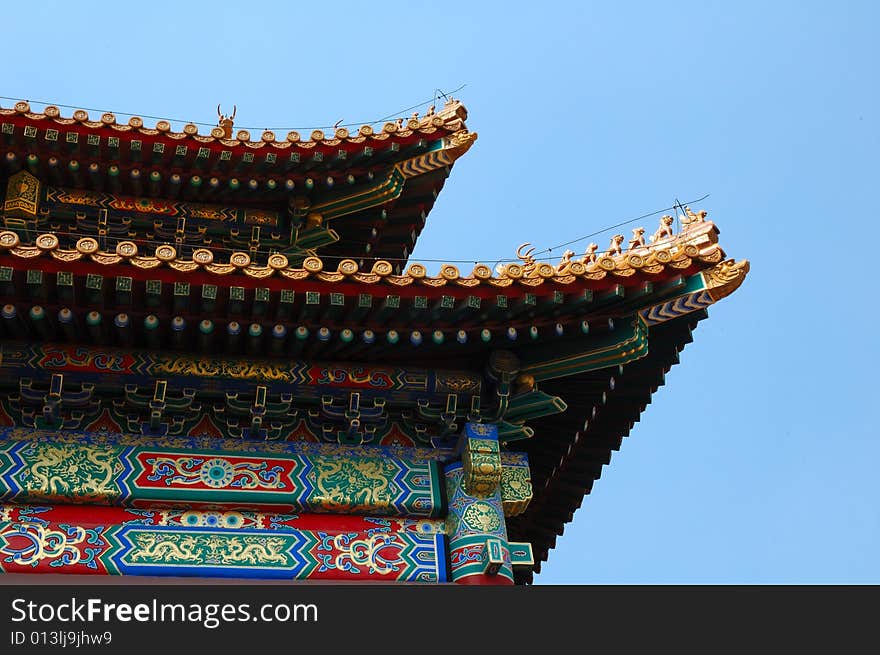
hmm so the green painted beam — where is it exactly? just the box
[86,310,103,344]
[291,225,339,251]
[505,390,568,423]
[519,315,650,382]
[496,421,535,443]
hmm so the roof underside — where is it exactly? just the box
[507,310,705,583]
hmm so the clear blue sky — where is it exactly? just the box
[4,1,877,583]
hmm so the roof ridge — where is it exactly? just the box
[0,98,469,149]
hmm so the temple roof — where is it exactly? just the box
[0,97,751,582]
[1,98,475,263]
[0,219,747,368]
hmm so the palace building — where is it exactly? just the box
[0,98,747,583]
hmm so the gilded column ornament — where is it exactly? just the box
[500,459,533,517]
[460,423,502,497]
[445,452,513,585]
[443,422,534,584]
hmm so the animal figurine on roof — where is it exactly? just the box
[607,234,625,257]
[680,206,708,228]
[628,227,646,250]
[217,104,236,139]
[515,243,538,276]
[581,243,599,264]
[556,249,576,273]
[650,215,675,243]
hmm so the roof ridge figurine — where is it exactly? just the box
[217,104,236,139]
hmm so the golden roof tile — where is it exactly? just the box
[0,217,741,291]
[0,98,468,151]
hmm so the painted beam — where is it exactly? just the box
[0,428,445,517]
[0,343,481,405]
[517,315,650,382]
[0,504,446,582]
